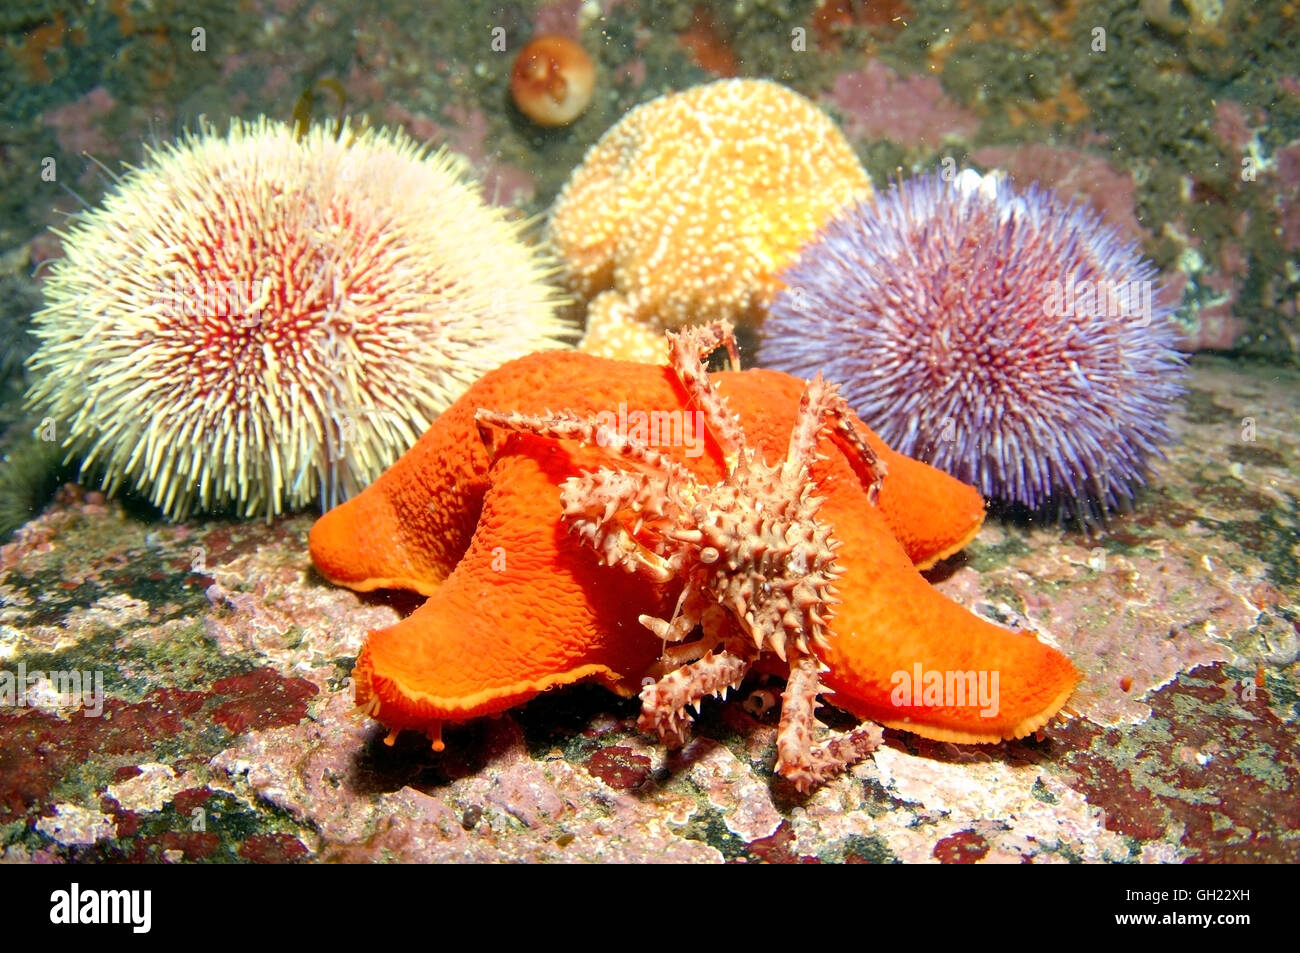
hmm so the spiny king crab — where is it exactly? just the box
[475,321,886,791]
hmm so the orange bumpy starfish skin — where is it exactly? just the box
[310,329,1078,781]
[477,324,887,789]
[309,355,984,596]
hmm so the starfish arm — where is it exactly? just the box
[868,440,985,571]
[814,491,1078,743]
[310,352,624,595]
[352,439,671,740]
[311,351,987,598]
[311,351,710,596]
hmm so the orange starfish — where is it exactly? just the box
[310,326,1077,785]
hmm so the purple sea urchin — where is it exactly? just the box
[25,117,571,520]
[760,170,1186,518]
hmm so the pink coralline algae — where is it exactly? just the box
[968,144,1146,245]
[826,62,978,151]
[43,86,119,158]
[1213,99,1255,153]
[1275,142,1300,252]
[533,0,585,39]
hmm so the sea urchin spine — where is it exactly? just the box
[26,117,571,520]
[761,169,1186,519]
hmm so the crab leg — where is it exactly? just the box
[638,579,708,644]
[559,469,682,581]
[775,650,884,793]
[476,408,697,484]
[475,408,692,581]
[667,318,742,372]
[638,634,758,747]
[786,375,887,505]
[666,323,748,473]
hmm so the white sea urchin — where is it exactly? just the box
[27,117,570,520]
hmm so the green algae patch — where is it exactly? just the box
[965,533,1032,573]
[1221,504,1300,592]
[1179,388,1240,426]
[841,832,898,864]
[677,807,749,862]
[1031,777,1059,805]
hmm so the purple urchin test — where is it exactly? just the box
[760,169,1186,520]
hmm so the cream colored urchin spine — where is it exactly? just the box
[26,116,571,520]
